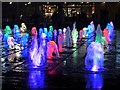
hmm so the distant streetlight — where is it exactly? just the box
[20,14,23,19]
[9,2,12,4]
[72,4,75,6]
[28,2,31,4]
[49,7,51,9]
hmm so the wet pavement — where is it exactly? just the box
[1,30,120,90]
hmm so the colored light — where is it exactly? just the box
[63,28,66,45]
[49,25,53,32]
[13,24,20,43]
[63,28,66,33]
[72,22,78,44]
[39,28,43,37]
[106,22,114,41]
[95,24,103,43]
[29,31,47,67]
[4,25,12,35]
[14,24,19,30]
[53,29,57,36]
[58,33,64,52]
[82,27,88,37]
[53,29,57,42]
[31,27,37,36]
[103,28,110,44]
[47,41,59,59]
[48,26,53,41]
[20,23,27,33]
[15,44,21,58]
[79,30,84,41]
[66,26,72,47]
[41,33,46,39]
[20,33,29,47]
[43,28,48,36]
[0,29,3,41]
[85,42,104,71]
[86,74,103,89]
[28,71,45,88]
[7,36,15,49]
[58,29,62,35]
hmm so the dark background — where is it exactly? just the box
[2,2,120,31]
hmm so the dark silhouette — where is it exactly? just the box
[56,4,65,29]
[51,10,58,29]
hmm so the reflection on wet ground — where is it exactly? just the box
[1,30,120,89]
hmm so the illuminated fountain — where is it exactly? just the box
[79,29,84,41]
[0,29,3,58]
[103,28,110,51]
[7,35,15,49]
[90,21,95,32]
[104,22,115,51]
[7,34,16,62]
[3,25,12,49]
[13,24,20,43]
[103,27,110,44]
[48,25,53,41]
[14,43,21,60]
[39,28,43,38]
[0,29,3,42]
[31,27,37,37]
[29,35,39,67]
[20,23,27,33]
[95,24,109,52]
[66,26,72,47]
[85,42,104,71]
[58,29,64,52]
[110,21,114,39]
[38,33,47,66]
[63,28,66,35]
[20,23,29,48]
[20,23,29,58]
[108,21,114,51]
[83,27,88,38]
[63,28,66,46]
[106,21,114,41]
[53,29,57,43]
[43,28,48,38]
[3,26,16,62]
[87,24,95,46]
[29,27,47,68]
[79,27,88,41]
[47,41,59,59]
[95,24,103,43]
[72,22,78,46]
[87,23,95,39]
[4,25,12,35]
[29,27,38,66]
